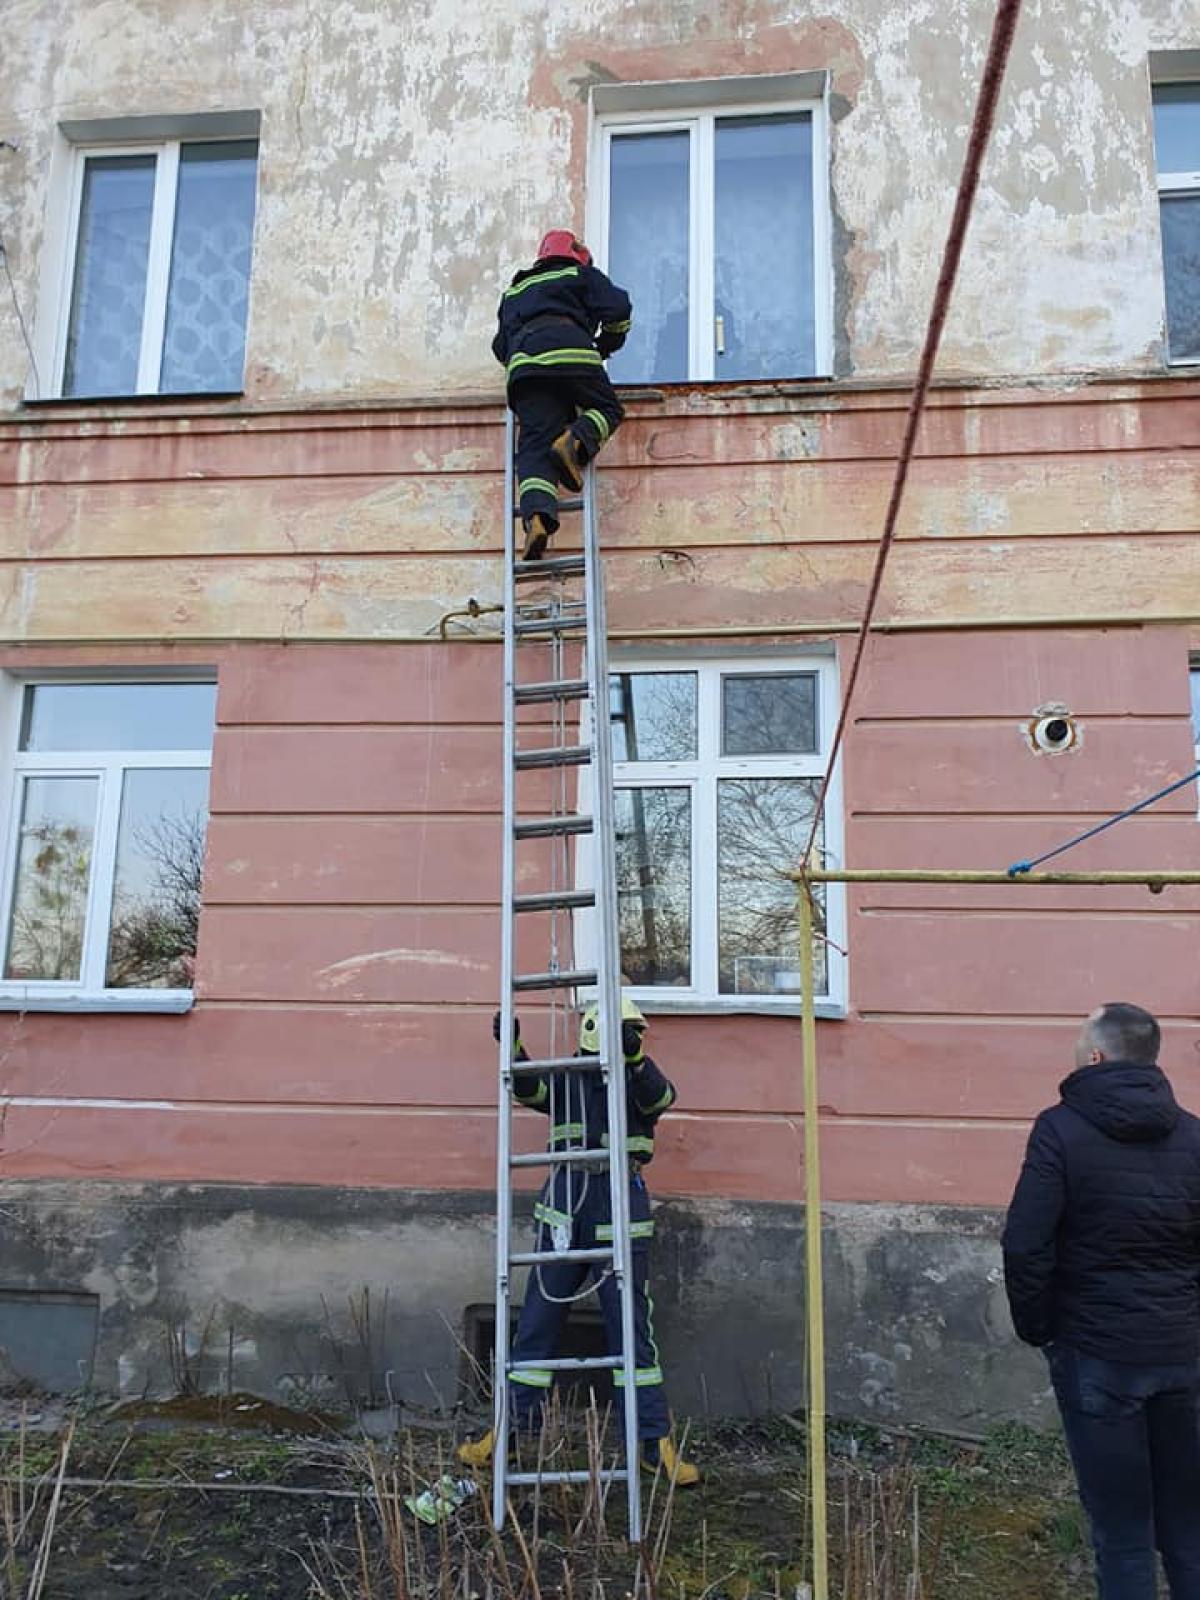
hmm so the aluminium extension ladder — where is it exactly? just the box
[492,411,643,1539]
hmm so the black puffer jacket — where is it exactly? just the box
[1003,1061,1200,1363]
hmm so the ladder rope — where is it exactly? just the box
[1007,767,1200,876]
[801,0,1026,870]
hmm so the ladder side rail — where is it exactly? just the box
[582,463,643,1544]
[493,408,519,1529]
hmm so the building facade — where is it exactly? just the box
[0,0,1197,1428]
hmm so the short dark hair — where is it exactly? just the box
[1089,1002,1161,1065]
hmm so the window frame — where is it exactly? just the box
[43,132,258,401]
[0,674,216,1013]
[589,89,835,382]
[578,654,847,1018]
[1151,81,1200,369]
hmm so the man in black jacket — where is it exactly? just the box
[1003,1001,1200,1600]
[492,230,632,561]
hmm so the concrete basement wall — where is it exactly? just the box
[0,1181,1053,1434]
[0,0,1196,406]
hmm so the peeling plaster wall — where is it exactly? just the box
[0,1182,1054,1431]
[0,0,1194,407]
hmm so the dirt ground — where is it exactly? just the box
[0,1395,1097,1599]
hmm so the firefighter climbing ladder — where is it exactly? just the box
[492,413,643,1539]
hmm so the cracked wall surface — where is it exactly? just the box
[0,0,1195,407]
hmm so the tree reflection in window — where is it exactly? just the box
[718,777,826,995]
[105,769,210,989]
[614,787,691,987]
[3,777,97,982]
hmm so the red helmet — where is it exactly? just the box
[536,229,592,267]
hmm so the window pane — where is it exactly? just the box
[63,155,155,398]
[1191,671,1200,743]
[105,768,210,989]
[610,672,698,762]
[160,141,258,393]
[20,683,217,753]
[1161,195,1200,363]
[718,778,825,996]
[1153,84,1200,174]
[715,114,815,380]
[722,673,817,756]
[615,787,691,986]
[3,777,98,981]
[607,131,690,384]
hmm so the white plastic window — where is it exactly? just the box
[581,657,846,1015]
[50,138,258,398]
[593,98,833,383]
[0,679,217,1012]
[1153,84,1200,365]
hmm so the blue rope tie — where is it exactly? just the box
[1007,767,1200,877]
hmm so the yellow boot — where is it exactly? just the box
[521,514,553,562]
[642,1436,700,1487]
[457,1428,495,1470]
[551,429,586,491]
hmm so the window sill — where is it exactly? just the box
[21,391,245,410]
[631,993,848,1021]
[0,990,194,1015]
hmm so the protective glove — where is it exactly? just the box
[493,1010,521,1048]
[622,1019,645,1066]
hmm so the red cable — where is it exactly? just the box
[801,0,1026,868]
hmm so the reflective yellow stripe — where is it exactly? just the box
[645,1087,674,1114]
[601,319,631,333]
[596,1220,654,1241]
[614,1365,663,1387]
[518,477,559,499]
[504,266,580,298]
[600,1131,656,1156]
[508,349,603,375]
[582,408,610,443]
[515,1079,548,1107]
[511,1369,553,1388]
[550,1123,585,1143]
[534,1202,572,1229]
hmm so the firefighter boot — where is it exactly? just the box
[642,1437,700,1487]
[521,514,553,562]
[550,429,586,492]
[457,1429,495,1470]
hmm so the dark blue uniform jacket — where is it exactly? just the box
[512,1048,674,1167]
[1002,1060,1200,1364]
[492,257,632,390]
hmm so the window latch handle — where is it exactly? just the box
[715,315,726,356]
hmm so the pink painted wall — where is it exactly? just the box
[1,622,1196,1209]
[2,377,1198,1208]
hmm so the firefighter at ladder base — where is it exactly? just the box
[459,997,700,1486]
[492,230,632,562]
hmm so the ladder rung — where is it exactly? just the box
[510,1146,609,1169]
[511,1357,622,1374]
[513,889,595,914]
[514,814,593,840]
[513,678,589,705]
[512,967,596,992]
[507,1470,629,1487]
[506,1054,601,1075]
[513,613,589,637]
[512,497,583,518]
[514,555,586,582]
[513,744,590,770]
[510,1246,613,1267]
